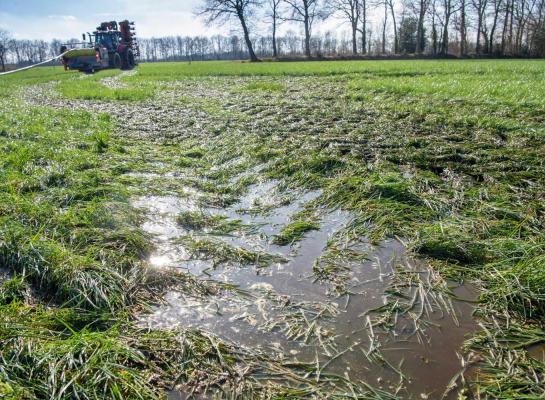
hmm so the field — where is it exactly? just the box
[1,59,544,399]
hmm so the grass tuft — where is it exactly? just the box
[273,220,320,245]
[179,235,286,268]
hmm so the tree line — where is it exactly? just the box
[198,0,545,60]
[1,0,545,70]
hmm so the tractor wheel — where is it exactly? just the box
[113,52,122,69]
[122,49,135,70]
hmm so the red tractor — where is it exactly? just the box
[60,20,140,73]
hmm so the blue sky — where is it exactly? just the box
[0,0,347,41]
[0,0,223,40]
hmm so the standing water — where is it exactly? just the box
[133,180,477,399]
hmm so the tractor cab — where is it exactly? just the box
[95,32,119,49]
[60,20,139,73]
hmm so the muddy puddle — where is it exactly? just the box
[133,178,477,399]
[0,267,9,284]
[528,343,545,362]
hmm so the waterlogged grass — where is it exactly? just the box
[176,210,248,235]
[464,324,545,399]
[179,235,286,268]
[273,220,320,245]
[2,59,545,398]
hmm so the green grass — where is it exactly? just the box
[2,59,545,398]
[179,235,286,268]
[0,67,76,97]
[176,211,247,235]
[273,220,320,245]
[241,81,285,92]
[57,77,153,101]
[127,59,545,79]
[0,276,28,305]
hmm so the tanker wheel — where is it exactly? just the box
[113,52,122,69]
[122,49,135,70]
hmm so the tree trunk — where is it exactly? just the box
[501,0,510,53]
[461,0,467,55]
[382,1,388,54]
[238,10,259,61]
[508,0,514,52]
[272,20,278,57]
[352,21,358,54]
[416,0,427,53]
[432,22,438,54]
[442,20,449,54]
[514,0,528,55]
[489,2,500,53]
[441,0,451,54]
[361,2,367,54]
[476,6,482,54]
[389,2,398,53]
[304,14,311,57]
[0,55,5,72]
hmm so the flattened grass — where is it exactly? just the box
[176,210,252,236]
[242,81,285,92]
[273,220,319,245]
[179,235,286,268]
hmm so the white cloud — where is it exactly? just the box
[0,12,90,40]
[47,15,77,21]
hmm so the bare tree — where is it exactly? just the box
[488,0,504,52]
[283,0,325,57]
[197,0,260,61]
[267,0,283,57]
[330,0,361,54]
[386,0,399,53]
[380,0,389,53]
[459,0,468,54]
[472,0,489,53]
[512,0,536,53]
[357,0,369,53]
[440,0,456,53]
[0,29,11,72]
[411,0,431,52]
[430,0,439,54]
[501,0,514,52]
